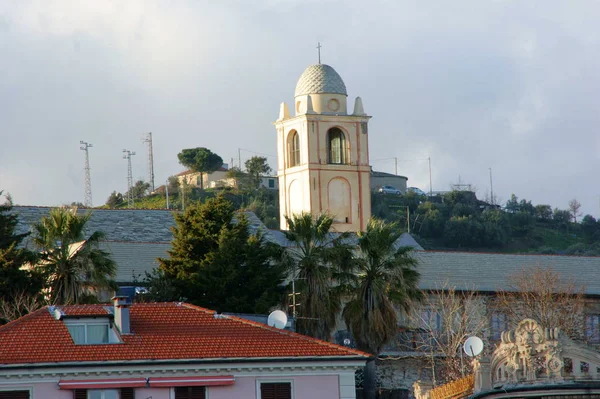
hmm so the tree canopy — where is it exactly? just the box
[244,156,272,189]
[0,192,43,310]
[31,207,117,304]
[155,195,286,313]
[177,147,223,189]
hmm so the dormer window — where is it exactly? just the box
[63,318,119,344]
[67,323,109,344]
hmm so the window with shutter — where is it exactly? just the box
[260,382,292,399]
[174,386,206,399]
[73,389,87,399]
[120,388,135,399]
[0,391,29,399]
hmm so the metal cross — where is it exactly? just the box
[317,42,322,64]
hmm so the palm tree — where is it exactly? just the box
[283,212,352,341]
[32,207,116,305]
[342,218,421,399]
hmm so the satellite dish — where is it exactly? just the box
[267,310,288,329]
[463,336,484,357]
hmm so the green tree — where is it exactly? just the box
[581,215,598,243]
[105,191,124,208]
[177,147,223,189]
[342,219,420,399]
[128,180,150,199]
[283,212,353,340]
[226,167,250,190]
[157,196,286,313]
[245,156,272,189]
[31,207,117,304]
[535,204,553,221]
[0,192,44,318]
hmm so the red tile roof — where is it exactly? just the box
[0,302,369,365]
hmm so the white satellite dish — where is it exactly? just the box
[267,310,288,329]
[463,336,484,357]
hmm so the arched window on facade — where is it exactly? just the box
[327,128,348,164]
[287,130,300,167]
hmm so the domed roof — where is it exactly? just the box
[294,64,347,97]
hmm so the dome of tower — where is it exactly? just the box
[294,64,347,97]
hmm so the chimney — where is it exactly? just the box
[112,296,131,334]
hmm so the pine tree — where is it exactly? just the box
[157,195,285,313]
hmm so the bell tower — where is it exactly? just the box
[275,63,372,232]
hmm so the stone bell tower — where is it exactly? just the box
[275,63,371,232]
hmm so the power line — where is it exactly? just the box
[122,149,136,208]
[80,141,93,207]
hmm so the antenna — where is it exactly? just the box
[463,336,484,357]
[80,141,93,207]
[142,133,155,192]
[123,149,136,207]
[267,310,288,329]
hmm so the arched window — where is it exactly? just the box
[327,128,348,164]
[287,130,300,167]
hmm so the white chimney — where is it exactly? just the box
[112,296,131,334]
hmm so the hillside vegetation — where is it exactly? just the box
[102,182,600,254]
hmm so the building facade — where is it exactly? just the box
[275,64,372,232]
[0,299,368,399]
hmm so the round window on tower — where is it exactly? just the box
[296,101,302,113]
[327,98,340,112]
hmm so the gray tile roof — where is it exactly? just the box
[12,206,175,244]
[99,241,170,284]
[294,64,347,97]
[414,250,600,296]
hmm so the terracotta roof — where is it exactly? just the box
[0,302,369,366]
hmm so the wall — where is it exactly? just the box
[1,372,353,399]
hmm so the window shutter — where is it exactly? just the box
[120,387,135,399]
[73,389,87,399]
[260,382,291,399]
[174,386,206,399]
[0,391,29,399]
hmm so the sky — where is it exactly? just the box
[2,1,600,216]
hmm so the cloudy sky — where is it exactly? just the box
[2,1,600,216]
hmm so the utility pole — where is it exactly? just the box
[394,157,398,176]
[123,149,136,208]
[238,148,242,169]
[165,180,169,210]
[80,141,93,207]
[428,157,433,197]
[489,168,494,205]
[142,133,155,192]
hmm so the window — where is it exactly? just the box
[88,390,119,399]
[586,314,600,343]
[327,128,348,164]
[268,179,275,188]
[0,391,29,399]
[67,323,109,344]
[420,309,441,331]
[491,313,508,341]
[260,382,292,399]
[287,131,300,167]
[174,387,205,399]
[73,389,133,399]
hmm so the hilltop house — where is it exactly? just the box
[0,297,368,399]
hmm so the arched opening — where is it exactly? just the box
[327,127,349,164]
[287,130,301,167]
[328,177,351,223]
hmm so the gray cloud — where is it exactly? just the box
[1,0,600,216]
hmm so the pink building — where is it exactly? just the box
[0,298,368,399]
